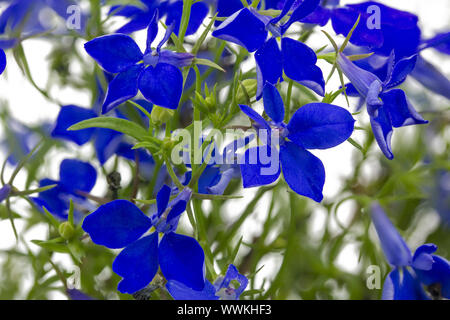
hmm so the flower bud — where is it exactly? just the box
[59,221,75,240]
[236,79,257,103]
[151,106,175,124]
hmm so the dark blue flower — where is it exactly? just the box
[166,264,248,300]
[0,0,87,49]
[239,83,354,202]
[371,203,450,300]
[337,52,428,160]
[212,1,325,99]
[32,159,97,220]
[110,0,209,36]
[0,184,12,203]
[85,11,194,113]
[82,186,206,294]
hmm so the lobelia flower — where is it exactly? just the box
[84,10,194,113]
[337,52,428,160]
[0,48,5,74]
[0,0,87,49]
[166,264,248,300]
[32,159,97,221]
[110,0,209,36]
[82,185,206,294]
[370,203,450,300]
[239,83,354,202]
[212,0,325,99]
[0,184,12,203]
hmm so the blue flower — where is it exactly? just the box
[371,203,450,300]
[166,264,248,300]
[0,49,6,74]
[32,159,97,220]
[82,186,207,294]
[84,11,194,113]
[0,0,87,49]
[239,83,354,202]
[0,184,12,203]
[110,0,209,36]
[337,52,428,160]
[212,1,325,99]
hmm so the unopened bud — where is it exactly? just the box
[236,79,257,103]
[151,106,175,124]
[59,221,75,240]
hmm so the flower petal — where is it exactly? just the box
[59,159,97,194]
[157,185,171,217]
[112,233,159,294]
[380,89,428,128]
[287,103,355,150]
[0,49,5,75]
[166,280,218,300]
[282,38,325,96]
[280,141,325,202]
[410,56,450,100]
[212,8,267,53]
[382,268,429,300]
[370,202,412,267]
[84,34,143,73]
[82,200,152,249]
[94,128,123,165]
[138,63,183,109]
[51,105,97,145]
[239,145,280,188]
[280,0,320,34]
[102,64,143,114]
[159,233,205,290]
[370,105,394,160]
[255,38,283,99]
[262,83,285,124]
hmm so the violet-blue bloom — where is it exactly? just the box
[239,83,354,202]
[371,203,450,300]
[84,11,194,113]
[212,1,325,99]
[32,159,97,220]
[0,49,5,74]
[166,264,248,300]
[82,186,207,294]
[337,52,428,160]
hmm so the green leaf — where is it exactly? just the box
[68,117,149,141]
[194,58,225,72]
[31,239,70,254]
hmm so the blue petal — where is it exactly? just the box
[59,159,97,194]
[239,105,271,130]
[410,56,450,100]
[255,38,283,99]
[51,105,97,146]
[166,280,218,300]
[384,54,417,89]
[280,0,320,34]
[215,264,248,299]
[262,83,285,124]
[166,200,188,225]
[0,184,11,203]
[112,233,159,294]
[66,289,94,300]
[282,38,325,96]
[423,31,450,55]
[287,103,355,150]
[102,64,143,114]
[159,233,205,290]
[280,141,325,202]
[138,63,183,109]
[300,5,332,26]
[382,268,429,300]
[336,53,382,99]
[212,8,267,53]
[94,128,123,165]
[145,10,159,53]
[158,50,195,68]
[412,244,437,271]
[32,179,68,220]
[198,166,222,194]
[370,202,412,267]
[369,105,394,160]
[240,145,280,188]
[0,49,5,75]
[380,89,428,128]
[157,185,171,217]
[216,0,247,18]
[82,200,153,249]
[84,34,143,73]
[207,168,236,195]
[166,1,209,36]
